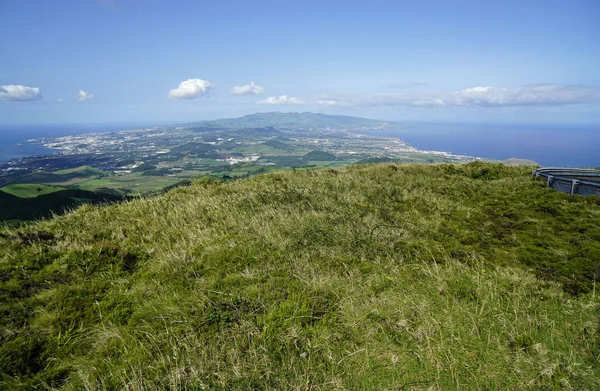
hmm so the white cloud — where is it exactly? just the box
[168,78,214,99]
[316,85,600,108]
[316,99,343,106]
[258,95,304,105]
[230,81,265,95]
[0,85,42,101]
[78,90,95,101]
[57,98,64,103]
[451,85,600,107]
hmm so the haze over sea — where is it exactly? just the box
[0,121,598,168]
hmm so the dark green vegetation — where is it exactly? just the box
[0,167,123,222]
[1,162,598,390]
[0,189,124,222]
[303,150,337,161]
[0,166,107,187]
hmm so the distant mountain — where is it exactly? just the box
[182,112,391,132]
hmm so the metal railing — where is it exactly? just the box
[533,168,600,196]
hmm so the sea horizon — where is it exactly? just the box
[369,122,600,168]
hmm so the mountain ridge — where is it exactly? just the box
[182,111,392,131]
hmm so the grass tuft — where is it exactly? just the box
[1,163,599,389]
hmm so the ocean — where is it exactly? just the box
[0,122,598,168]
[369,122,600,168]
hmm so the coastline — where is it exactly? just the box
[2,122,598,168]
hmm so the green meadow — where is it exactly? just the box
[0,162,599,390]
[0,183,65,198]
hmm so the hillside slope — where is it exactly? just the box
[0,189,124,221]
[184,111,390,132]
[1,162,599,390]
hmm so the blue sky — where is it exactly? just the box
[0,0,599,124]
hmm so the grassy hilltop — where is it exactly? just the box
[1,162,599,390]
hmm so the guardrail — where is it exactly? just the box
[533,168,600,196]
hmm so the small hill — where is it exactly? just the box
[130,163,157,172]
[261,139,291,150]
[0,163,598,389]
[52,166,106,176]
[303,150,337,161]
[0,165,108,187]
[1,183,65,198]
